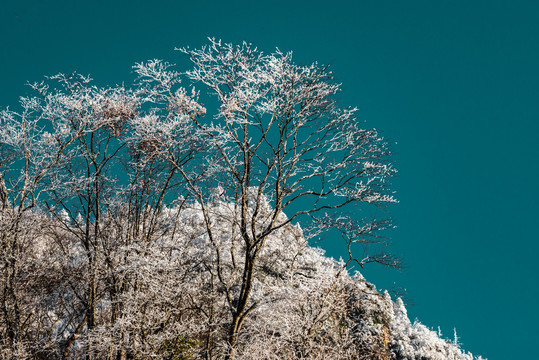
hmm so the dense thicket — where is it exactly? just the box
[0,203,484,359]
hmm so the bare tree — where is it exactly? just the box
[38,72,199,359]
[0,84,77,357]
[130,39,397,359]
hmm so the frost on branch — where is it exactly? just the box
[0,40,485,359]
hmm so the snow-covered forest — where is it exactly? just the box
[0,40,485,359]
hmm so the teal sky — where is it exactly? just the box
[1,1,538,358]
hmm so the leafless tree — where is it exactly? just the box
[0,84,77,357]
[132,39,397,359]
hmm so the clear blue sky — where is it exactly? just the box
[1,1,538,358]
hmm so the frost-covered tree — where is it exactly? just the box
[0,40,485,360]
[0,86,78,357]
[130,40,397,358]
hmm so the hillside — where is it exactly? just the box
[0,201,485,359]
